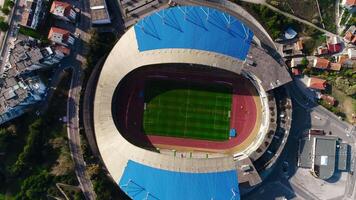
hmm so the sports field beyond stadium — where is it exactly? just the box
[143,80,232,141]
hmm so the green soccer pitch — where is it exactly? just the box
[143,80,232,141]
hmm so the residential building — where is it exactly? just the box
[341,0,356,13]
[347,48,356,59]
[329,62,342,71]
[48,27,75,46]
[313,57,330,70]
[307,77,327,91]
[280,41,304,58]
[19,0,45,29]
[291,57,304,68]
[9,39,68,74]
[327,43,342,54]
[343,26,356,44]
[291,68,302,76]
[50,1,77,22]
[90,0,111,25]
[317,46,329,55]
[298,133,349,180]
[0,75,46,125]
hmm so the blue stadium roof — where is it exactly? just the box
[134,6,254,60]
[119,160,240,200]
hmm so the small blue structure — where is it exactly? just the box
[134,6,254,61]
[230,128,237,138]
[119,160,240,200]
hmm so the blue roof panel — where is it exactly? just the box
[134,6,254,60]
[119,160,240,200]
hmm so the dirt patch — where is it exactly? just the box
[332,88,356,125]
[268,0,320,23]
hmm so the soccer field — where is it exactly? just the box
[143,80,232,141]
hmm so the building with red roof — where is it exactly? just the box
[313,57,330,69]
[342,0,356,12]
[292,68,302,76]
[48,27,75,46]
[50,1,77,22]
[307,77,327,90]
[327,43,342,53]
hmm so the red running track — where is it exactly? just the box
[117,66,258,150]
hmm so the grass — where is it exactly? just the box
[143,80,232,141]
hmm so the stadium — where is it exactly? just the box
[89,3,293,200]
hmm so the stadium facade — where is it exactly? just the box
[91,4,293,200]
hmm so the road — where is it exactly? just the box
[0,0,21,73]
[66,65,96,200]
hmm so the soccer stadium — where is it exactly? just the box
[89,3,293,200]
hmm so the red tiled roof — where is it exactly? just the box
[54,45,71,55]
[330,62,342,71]
[352,36,356,44]
[50,1,71,12]
[327,43,342,53]
[338,55,349,64]
[309,77,327,90]
[292,68,302,76]
[346,0,356,6]
[48,27,70,40]
[344,31,354,42]
[318,47,329,55]
[314,57,330,69]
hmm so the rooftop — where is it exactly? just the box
[313,137,337,180]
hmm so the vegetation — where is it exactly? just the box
[85,30,117,69]
[318,0,337,32]
[267,0,320,24]
[18,27,49,44]
[0,0,14,15]
[318,99,346,119]
[0,72,83,199]
[0,16,8,31]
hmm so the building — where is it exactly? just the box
[89,0,111,25]
[48,27,75,46]
[343,26,356,44]
[291,57,305,68]
[307,77,327,91]
[317,46,329,55]
[347,48,356,59]
[9,39,68,74]
[90,5,293,199]
[0,75,46,125]
[298,133,349,180]
[292,68,302,76]
[341,0,356,13]
[50,1,77,22]
[19,0,45,29]
[330,62,342,71]
[327,43,342,54]
[313,57,330,69]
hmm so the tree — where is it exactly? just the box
[15,170,52,200]
[301,57,309,67]
[1,7,9,15]
[0,21,9,31]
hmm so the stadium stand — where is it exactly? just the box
[119,160,240,200]
[134,6,254,60]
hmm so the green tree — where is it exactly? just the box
[0,21,9,31]
[15,170,52,200]
[1,7,10,15]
